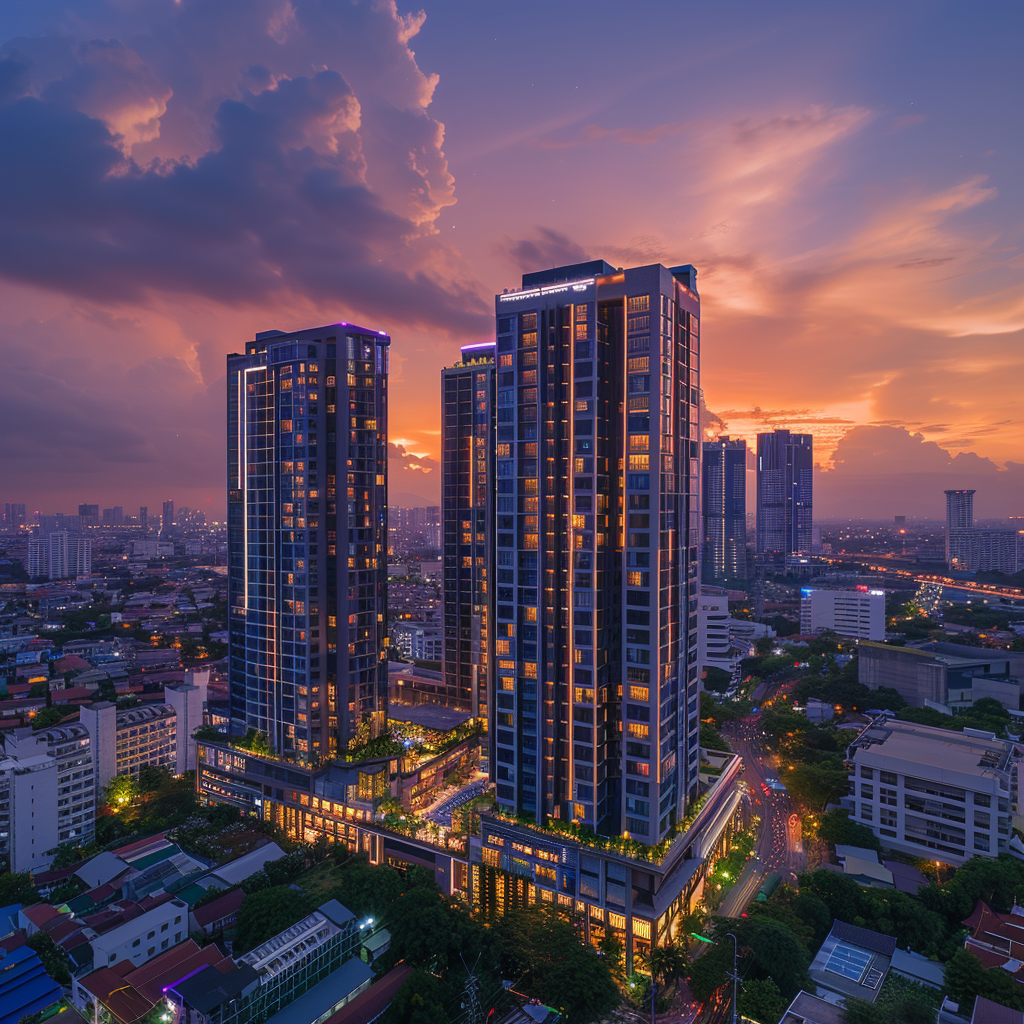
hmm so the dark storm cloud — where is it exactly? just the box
[0,55,488,334]
[501,228,590,275]
[817,425,1024,518]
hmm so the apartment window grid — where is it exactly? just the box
[228,328,389,763]
[850,765,1009,859]
[491,265,701,845]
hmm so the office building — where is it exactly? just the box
[859,641,1023,709]
[488,258,702,843]
[944,489,975,561]
[756,429,813,559]
[800,587,885,640]
[227,323,390,762]
[948,528,1021,574]
[844,717,1019,864]
[162,500,175,533]
[101,506,124,526]
[80,702,178,798]
[442,341,496,718]
[26,531,92,579]
[702,436,747,581]
[1,725,95,870]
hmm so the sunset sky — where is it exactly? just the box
[1,0,1021,519]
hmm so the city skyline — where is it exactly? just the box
[0,1,1021,518]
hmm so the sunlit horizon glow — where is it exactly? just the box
[0,0,1020,520]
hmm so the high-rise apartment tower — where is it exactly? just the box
[442,342,496,720]
[702,436,747,581]
[756,429,813,559]
[227,323,390,762]
[490,259,702,845]
[944,489,975,562]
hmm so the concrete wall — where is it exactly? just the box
[859,643,946,707]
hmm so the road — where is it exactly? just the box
[718,678,807,918]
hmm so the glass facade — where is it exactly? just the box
[441,343,496,723]
[227,324,389,762]
[755,428,813,558]
[701,437,747,582]
[490,260,702,845]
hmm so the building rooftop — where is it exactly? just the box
[808,921,895,1004]
[386,703,472,732]
[203,841,286,888]
[263,956,373,1024]
[850,718,1018,777]
[191,888,244,929]
[780,990,846,1024]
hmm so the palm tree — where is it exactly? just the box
[644,941,689,988]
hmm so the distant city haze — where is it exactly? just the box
[0,1,1020,517]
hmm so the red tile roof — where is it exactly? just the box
[191,888,244,929]
[322,964,412,1024]
[22,904,62,929]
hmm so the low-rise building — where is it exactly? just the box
[390,621,443,662]
[0,943,63,1024]
[801,586,885,641]
[843,717,1020,864]
[86,895,189,970]
[165,900,366,1024]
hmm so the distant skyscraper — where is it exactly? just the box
[491,259,701,844]
[27,532,92,579]
[944,489,975,562]
[102,506,124,526]
[756,429,813,559]
[702,436,747,581]
[441,342,496,719]
[227,323,390,762]
[162,500,175,533]
[3,503,26,528]
[139,506,148,533]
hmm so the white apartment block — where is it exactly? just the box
[166,668,210,773]
[800,586,885,640]
[1,724,96,869]
[0,754,59,873]
[90,898,189,969]
[844,717,1019,865]
[698,586,775,685]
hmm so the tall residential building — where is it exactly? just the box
[139,506,148,533]
[948,528,1021,573]
[227,323,390,762]
[756,429,813,558]
[489,259,702,844]
[102,506,124,526]
[162,500,175,534]
[166,668,210,773]
[442,342,496,719]
[701,436,747,581]
[26,531,92,579]
[80,702,178,798]
[944,489,975,561]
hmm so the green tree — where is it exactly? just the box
[703,666,733,694]
[105,774,139,811]
[817,809,882,854]
[383,969,451,1024]
[787,759,850,810]
[686,939,732,1002]
[192,885,227,909]
[740,978,788,1024]
[26,931,72,986]
[234,885,313,953]
[735,915,811,999]
[328,860,404,920]
[137,764,170,792]
[944,947,1024,1012]
[0,872,40,905]
[31,705,75,731]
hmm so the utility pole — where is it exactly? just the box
[727,932,739,1024]
[460,954,483,1024]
